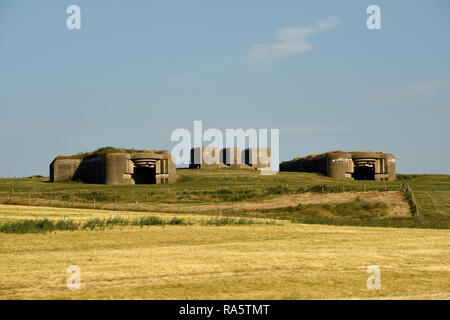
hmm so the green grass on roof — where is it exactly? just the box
[56,147,167,160]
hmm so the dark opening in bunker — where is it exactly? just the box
[133,166,156,184]
[353,165,375,180]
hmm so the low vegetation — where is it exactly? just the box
[195,198,434,229]
[0,215,275,234]
[0,170,449,228]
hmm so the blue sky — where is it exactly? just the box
[1,0,449,176]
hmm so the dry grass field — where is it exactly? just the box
[1,172,449,299]
[0,205,449,300]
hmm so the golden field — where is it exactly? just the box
[0,205,448,299]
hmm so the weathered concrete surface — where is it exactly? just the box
[221,148,241,166]
[190,147,270,170]
[49,159,82,182]
[50,151,176,185]
[244,148,271,170]
[280,150,396,181]
[189,147,228,169]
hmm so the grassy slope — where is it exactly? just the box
[403,174,450,226]
[0,169,402,202]
[0,205,448,299]
[1,170,450,228]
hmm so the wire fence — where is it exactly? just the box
[400,181,423,224]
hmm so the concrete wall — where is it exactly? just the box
[190,147,271,170]
[104,153,134,185]
[221,148,241,165]
[384,153,396,181]
[73,156,107,184]
[189,147,227,169]
[244,148,271,170]
[327,152,353,179]
[279,154,328,175]
[50,159,82,182]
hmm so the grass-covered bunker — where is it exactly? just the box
[280,151,396,181]
[50,147,176,184]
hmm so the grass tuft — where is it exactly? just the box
[0,215,276,234]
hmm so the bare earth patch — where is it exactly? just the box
[194,191,411,217]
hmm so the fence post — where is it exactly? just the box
[28,193,30,206]
[410,185,422,224]
[93,198,96,208]
[72,196,75,207]
[50,195,52,207]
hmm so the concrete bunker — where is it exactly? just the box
[280,150,396,181]
[50,148,176,185]
[189,147,271,170]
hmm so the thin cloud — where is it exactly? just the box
[372,80,448,103]
[245,16,339,62]
[397,80,447,99]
